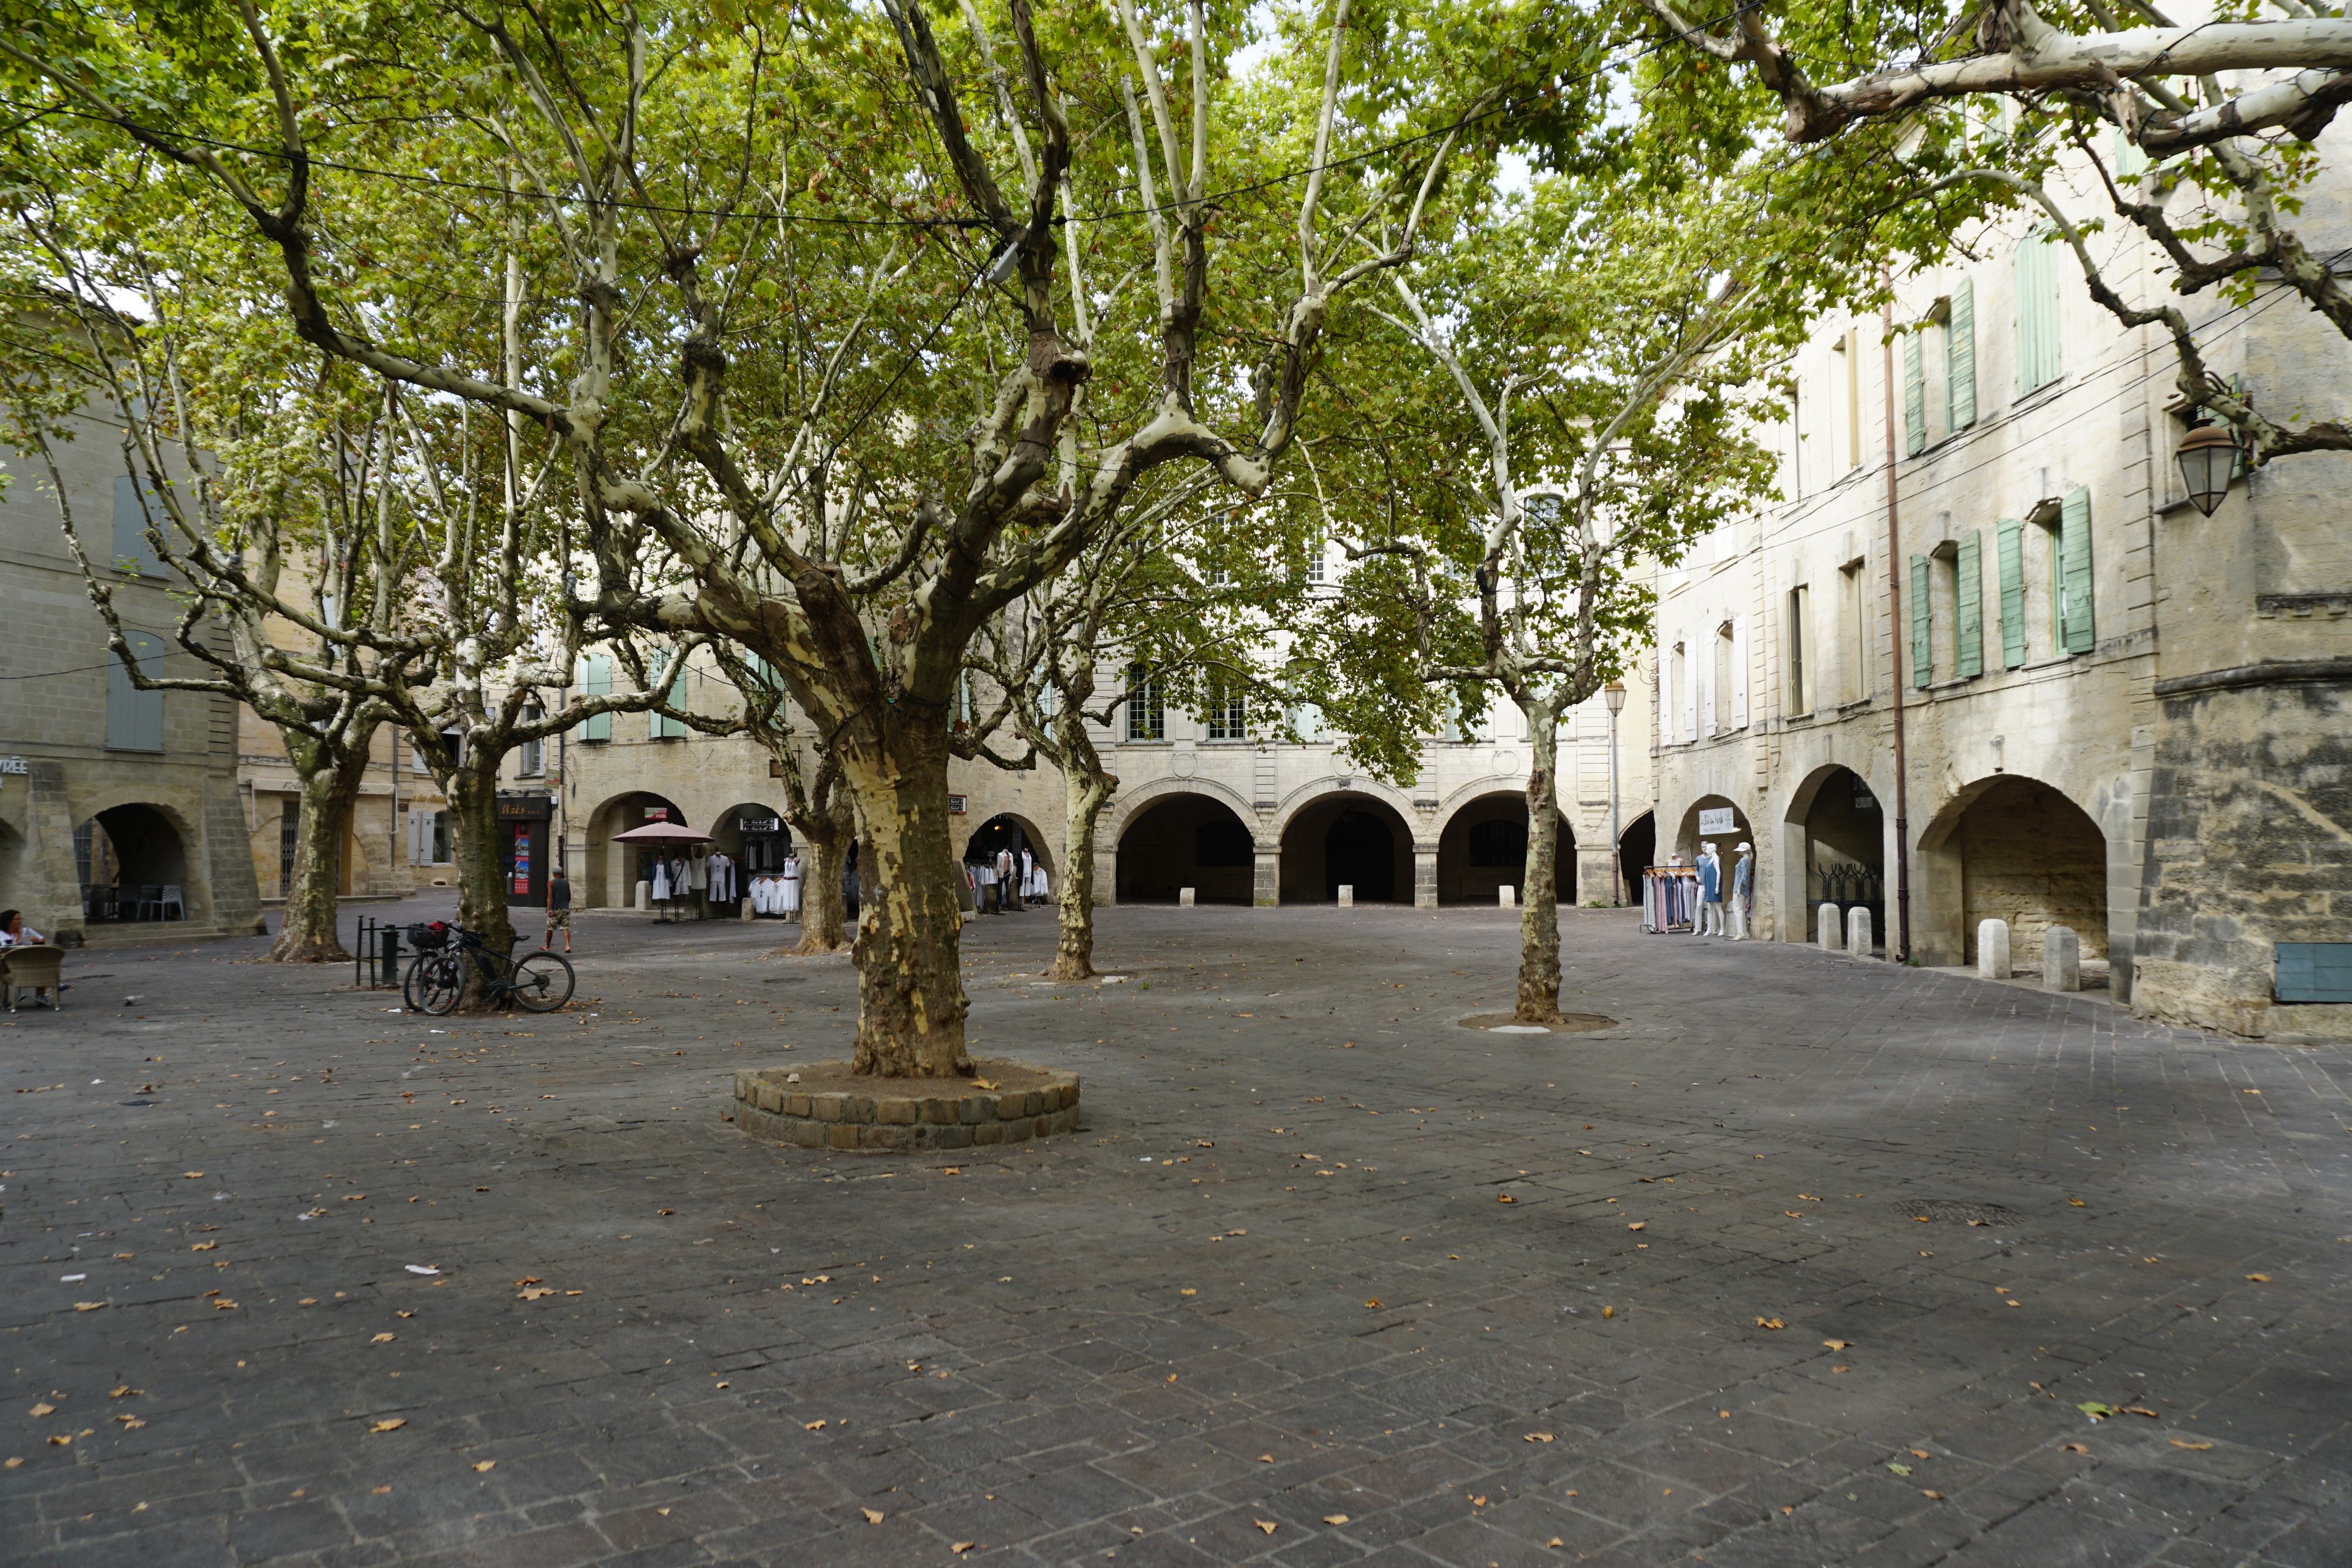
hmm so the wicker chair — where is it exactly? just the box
[2,946,64,1012]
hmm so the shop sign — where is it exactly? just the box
[947,794,967,815]
[646,806,669,821]
[497,794,553,820]
[1698,807,1736,835]
[740,816,782,835]
[0,756,27,774]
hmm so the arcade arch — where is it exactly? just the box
[963,813,1053,876]
[1920,775,2109,969]
[1280,791,1412,904]
[1434,791,1573,905]
[1116,793,1255,904]
[584,791,686,908]
[75,803,190,922]
[1616,811,1656,903]
[1790,766,1885,948]
[1672,793,1753,863]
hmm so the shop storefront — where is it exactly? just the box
[500,791,554,908]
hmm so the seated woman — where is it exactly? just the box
[0,909,56,1007]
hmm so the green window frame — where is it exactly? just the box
[1946,279,1977,430]
[1996,516,2026,668]
[1902,332,1926,456]
[2057,487,2095,655]
[1909,554,1933,688]
[578,656,612,741]
[1955,531,1984,678]
[104,628,168,751]
[2015,236,2063,394]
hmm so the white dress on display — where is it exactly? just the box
[780,855,803,915]
[651,859,671,901]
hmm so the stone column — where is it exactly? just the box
[1095,845,1117,907]
[1976,918,2010,980]
[1846,904,1875,960]
[1254,850,1281,908]
[1413,847,1438,909]
[2042,925,2081,991]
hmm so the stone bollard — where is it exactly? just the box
[1976,918,2010,979]
[2043,925,2082,991]
[1818,902,1840,951]
[1846,904,1875,960]
[1178,887,1195,908]
[1498,885,1516,908]
[1337,885,1354,908]
[742,893,756,922]
[634,879,651,911]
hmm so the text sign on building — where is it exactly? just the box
[1698,807,1736,835]
[947,794,968,815]
[0,756,27,774]
[740,817,781,835]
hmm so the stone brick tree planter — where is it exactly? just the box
[733,1059,1080,1152]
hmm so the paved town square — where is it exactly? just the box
[4,907,2346,1568]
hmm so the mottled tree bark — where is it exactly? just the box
[1516,703,1564,1023]
[441,764,519,1009]
[1045,713,1115,982]
[792,793,854,954]
[266,739,370,962]
[843,726,971,1076]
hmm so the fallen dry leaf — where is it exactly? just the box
[473,1460,496,1472]
[1523,1432,1555,1443]
[1255,1520,1278,1535]
[1823,1340,1850,1350]
[213,1299,238,1311]
[951,1544,977,1555]
[1755,1316,1786,1330]
[72,1302,105,1313]
[971,1079,999,1091]
[1601,1305,1615,1319]
[656,1507,670,1517]
[1496,1193,1516,1204]
[1922,1489,1943,1499]
[2063,1443,2090,1454]
[1785,1211,1805,1218]
[2171,1439,2214,1450]
[803,1420,827,1430]
[182,1172,203,1179]
[371,1333,396,1344]
[1470,1495,1487,1507]
[1257,1453,1275,1463]
[2123,1406,2161,1419]
[109,1388,139,1399]
[2246,1273,2271,1282]
[2069,1198,2086,1206]
[1627,1221,1645,1231]
[1548,1537,1565,1547]
[1324,1514,1349,1525]
[3,1458,21,1469]
[189,1242,216,1252]
[29,1403,55,1417]
[1909,1449,1931,1459]
[1364,1299,1383,1309]
[1180,1288,1197,1297]
[369,1419,406,1433]
[517,1287,555,1301]
[860,1507,884,1524]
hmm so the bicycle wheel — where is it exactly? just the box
[413,951,467,1017]
[401,951,445,1014]
[509,950,576,1012]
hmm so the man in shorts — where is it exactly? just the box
[545,864,573,952]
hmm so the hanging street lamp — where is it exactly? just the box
[2176,423,2242,517]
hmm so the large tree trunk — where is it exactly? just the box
[841,723,971,1077]
[1045,720,1115,981]
[266,740,367,962]
[793,804,852,954]
[1516,704,1564,1023]
[442,763,518,1009]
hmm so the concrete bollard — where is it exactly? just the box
[1337,885,1354,908]
[1178,887,1195,908]
[1498,885,1516,908]
[1976,918,2010,979]
[1846,904,1875,961]
[2043,925,2081,992]
[1818,902,1840,951]
[742,893,756,921]
[635,879,651,911]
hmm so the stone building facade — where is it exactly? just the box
[1645,151,2352,1041]
[234,706,454,909]
[530,647,1655,920]
[0,409,261,944]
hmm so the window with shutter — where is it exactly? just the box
[1902,332,1926,456]
[105,629,167,751]
[1996,516,2026,667]
[1946,279,1976,429]
[1908,557,1932,687]
[652,663,689,739]
[579,655,612,740]
[1730,616,1748,728]
[111,476,168,578]
[1955,531,1984,678]
[2059,487,2095,654]
[2015,236,2063,393]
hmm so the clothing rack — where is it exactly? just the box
[1642,865,1699,934]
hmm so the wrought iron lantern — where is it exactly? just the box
[2176,423,2241,517]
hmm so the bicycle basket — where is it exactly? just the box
[404,922,452,951]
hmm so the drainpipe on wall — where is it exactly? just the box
[1880,291,1913,964]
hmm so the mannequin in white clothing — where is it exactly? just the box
[688,847,710,919]
[780,853,802,918]
[1695,841,1725,936]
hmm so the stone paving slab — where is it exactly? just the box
[1,902,2348,1566]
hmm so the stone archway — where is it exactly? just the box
[1795,767,1885,951]
[1434,791,1575,905]
[1616,811,1655,904]
[963,812,1054,877]
[75,803,191,922]
[1920,775,2109,969]
[1116,793,1255,904]
[1279,791,1414,904]
[1672,794,1753,862]
[584,791,686,909]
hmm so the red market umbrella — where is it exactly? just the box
[609,821,713,845]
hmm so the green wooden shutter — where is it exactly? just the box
[579,655,611,741]
[2059,486,2095,654]
[112,476,166,577]
[1902,332,1926,456]
[1997,516,2026,668]
[2016,237,2062,393]
[1946,280,1976,430]
[1955,531,1984,678]
[653,663,689,738]
[1909,554,1932,687]
[105,628,166,751]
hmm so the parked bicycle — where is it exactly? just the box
[402,922,575,1016]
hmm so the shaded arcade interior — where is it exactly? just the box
[1940,775,2109,966]
[75,804,190,922]
[1803,768,1884,943]
[584,791,686,907]
[1435,793,1573,904]
[1117,794,1255,904]
[1281,794,1411,904]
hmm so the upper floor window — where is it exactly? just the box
[2015,233,2064,394]
[1204,681,1246,741]
[1125,664,1163,741]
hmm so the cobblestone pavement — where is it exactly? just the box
[4,902,2349,1568]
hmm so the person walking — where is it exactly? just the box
[544,865,573,953]
[995,847,1018,913]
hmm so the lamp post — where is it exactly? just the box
[2176,423,2241,517]
[1603,680,1626,906]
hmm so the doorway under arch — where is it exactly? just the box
[76,804,190,922]
[1117,794,1255,904]
[1797,766,1884,947]
[964,813,1053,875]
[1280,793,1412,904]
[584,791,687,908]
[1436,793,1574,904]
[1927,775,2108,968]
[1616,811,1656,903]
[1673,794,1755,862]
